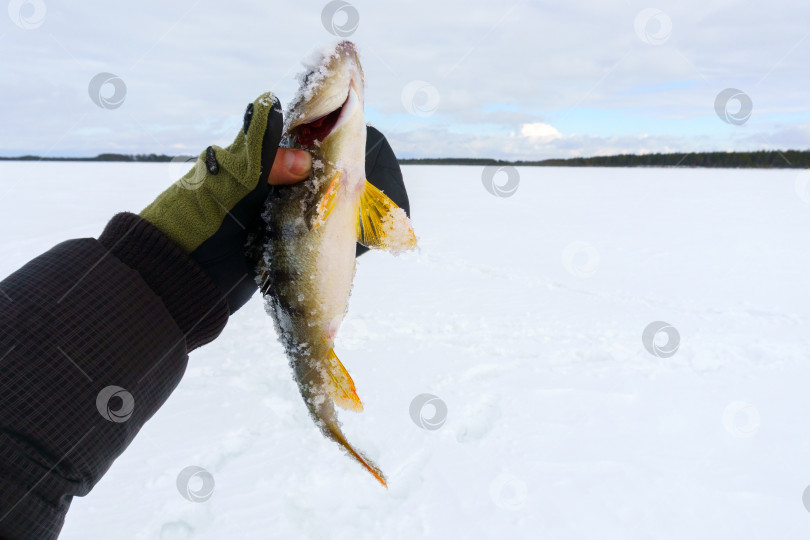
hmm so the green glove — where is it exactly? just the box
[141,92,285,313]
[140,93,410,317]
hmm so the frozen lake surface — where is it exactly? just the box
[1,162,810,539]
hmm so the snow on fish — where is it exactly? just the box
[256,41,417,487]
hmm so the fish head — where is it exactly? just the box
[286,41,366,158]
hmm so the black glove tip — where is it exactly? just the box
[205,146,219,175]
[243,103,255,135]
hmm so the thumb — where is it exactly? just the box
[268,148,312,185]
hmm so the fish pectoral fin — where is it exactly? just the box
[356,179,417,253]
[326,348,364,412]
[311,171,343,230]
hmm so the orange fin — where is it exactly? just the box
[356,179,417,253]
[312,171,342,230]
[326,422,388,488]
[325,348,363,412]
[343,444,388,488]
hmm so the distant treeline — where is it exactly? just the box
[530,150,810,168]
[2,150,809,168]
[400,150,810,168]
[0,153,190,162]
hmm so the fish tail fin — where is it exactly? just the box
[303,351,387,487]
[356,179,417,253]
[324,421,388,488]
[325,348,364,412]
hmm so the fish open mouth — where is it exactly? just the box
[292,92,350,147]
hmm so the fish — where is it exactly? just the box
[256,41,417,487]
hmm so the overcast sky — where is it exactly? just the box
[0,0,808,159]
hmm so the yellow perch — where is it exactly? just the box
[257,41,417,486]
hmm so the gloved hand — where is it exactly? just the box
[141,93,411,315]
[140,92,311,314]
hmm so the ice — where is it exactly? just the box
[284,42,348,133]
[379,206,417,255]
[286,43,345,132]
[1,162,809,539]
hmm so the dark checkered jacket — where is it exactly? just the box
[0,214,229,539]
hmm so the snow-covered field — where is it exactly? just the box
[2,162,810,539]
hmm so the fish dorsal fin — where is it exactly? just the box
[311,171,343,230]
[356,179,417,253]
[325,348,364,412]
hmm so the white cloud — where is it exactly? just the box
[0,0,808,158]
[520,122,563,142]
[387,127,723,161]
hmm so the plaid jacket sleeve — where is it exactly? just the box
[0,212,229,539]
